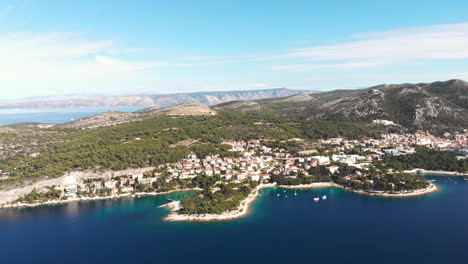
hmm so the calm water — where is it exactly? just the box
[0,176,467,264]
[0,107,145,126]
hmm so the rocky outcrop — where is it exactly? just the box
[140,103,216,116]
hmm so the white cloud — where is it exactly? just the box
[273,23,468,71]
[1,22,467,99]
[0,32,168,82]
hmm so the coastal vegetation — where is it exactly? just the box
[338,172,429,192]
[271,164,430,192]
[179,182,256,215]
[383,147,468,172]
[16,188,63,204]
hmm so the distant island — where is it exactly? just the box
[0,79,467,222]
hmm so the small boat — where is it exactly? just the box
[294,192,297,196]
[313,197,319,202]
[464,179,468,182]
[322,195,327,200]
[277,194,280,197]
[285,196,288,198]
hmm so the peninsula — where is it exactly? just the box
[0,82,467,221]
[1,135,463,222]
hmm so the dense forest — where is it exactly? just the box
[179,182,257,215]
[338,173,430,192]
[383,147,468,172]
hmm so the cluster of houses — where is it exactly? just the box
[165,140,276,182]
[379,131,467,150]
[318,131,467,157]
[63,174,147,197]
[59,131,467,197]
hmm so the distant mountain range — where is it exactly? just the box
[215,79,468,133]
[3,80,467,133]
[0,88,315,109]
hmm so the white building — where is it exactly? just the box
[311,156,330,164]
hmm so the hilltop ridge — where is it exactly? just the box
[215,79,468,133]
[57,103,216,129]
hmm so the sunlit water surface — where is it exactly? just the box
[1,176,467,264]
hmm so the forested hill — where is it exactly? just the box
[55,103,216,129]
[215,79,468,133]
[0,111,379,187]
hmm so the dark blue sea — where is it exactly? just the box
[0,176,467,264]
[0,107,145,126]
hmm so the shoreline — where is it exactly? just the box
[0,180,440,218]
[0,188,201,209]
[404,169,468,176]
[163,181,439,222]
[164,183,276,222]
[278,182,340,189]
[342,183,439,197]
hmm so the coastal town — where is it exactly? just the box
[3,130,466,212]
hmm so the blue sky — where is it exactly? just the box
[0,0,468,100]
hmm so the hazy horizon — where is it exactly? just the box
[1,1,467,100]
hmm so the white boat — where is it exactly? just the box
[322,195,327,200]
[313,197,319,202]
[294,192,297,196]
[277,194,280,197]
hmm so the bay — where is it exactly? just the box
[0,176,467,264]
